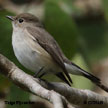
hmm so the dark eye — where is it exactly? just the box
[19,19,24,23]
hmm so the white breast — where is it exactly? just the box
[12,28,61,74]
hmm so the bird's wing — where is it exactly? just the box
[26,27,72,84]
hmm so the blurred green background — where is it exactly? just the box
[0,0,108,108]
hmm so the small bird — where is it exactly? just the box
[6,13,108,92]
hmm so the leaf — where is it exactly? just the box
[44,0,78,59]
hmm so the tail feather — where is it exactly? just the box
[83,72,108,92]
[82,71,100,84]
[71,62,108,92]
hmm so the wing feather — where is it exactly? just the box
[26,27,72,83]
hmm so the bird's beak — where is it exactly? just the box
[6,15,15,21]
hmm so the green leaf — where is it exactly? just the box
[44,0,78,58]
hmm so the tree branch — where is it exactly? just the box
[0,54,71,108]
[0,53,108,108]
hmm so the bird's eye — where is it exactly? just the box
[18,19,24,23]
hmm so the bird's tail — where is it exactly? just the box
[82,70,108,92]
[66,62,108,92]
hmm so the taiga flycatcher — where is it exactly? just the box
[6,13,108,92]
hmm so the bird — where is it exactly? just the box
[6,13,108,92]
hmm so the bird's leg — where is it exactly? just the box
[33,67,44,78]
[38,72,46,78]
[34,67,47,82]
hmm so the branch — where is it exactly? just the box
[0,53,108,108]
[0,54,70,108]
[38,81,108,108]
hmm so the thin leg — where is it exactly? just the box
[33,67,44,78]
[56,72,72,86]
[38,72,46,78]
